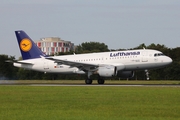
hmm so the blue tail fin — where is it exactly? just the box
[15,30,48,60]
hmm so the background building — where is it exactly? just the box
[35,37,74,55]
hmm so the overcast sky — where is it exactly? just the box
[0,0,180,58]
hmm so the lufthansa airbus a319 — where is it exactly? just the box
[12,30,172,84]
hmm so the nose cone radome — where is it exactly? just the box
[165,57,173,65]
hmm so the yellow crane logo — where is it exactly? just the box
[20,38,32,52]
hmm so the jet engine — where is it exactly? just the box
[97,66,115,77]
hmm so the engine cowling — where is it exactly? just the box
[97,66,115,77]
[116,71,134,78]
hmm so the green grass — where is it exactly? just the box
[0,86,180,120]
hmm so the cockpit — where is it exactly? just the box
[154,53,165,57]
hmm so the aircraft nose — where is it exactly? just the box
[165,56,173,64]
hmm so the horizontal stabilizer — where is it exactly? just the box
[5,60,34,65]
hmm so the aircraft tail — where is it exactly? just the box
[15,30,48,60]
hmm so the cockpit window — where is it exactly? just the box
[154,53,165,57]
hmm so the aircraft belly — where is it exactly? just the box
[125,61,170,70]
[124,63,158,70]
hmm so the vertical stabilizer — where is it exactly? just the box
[15,30,47,60]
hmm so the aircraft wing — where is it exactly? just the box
[46,57,99,71]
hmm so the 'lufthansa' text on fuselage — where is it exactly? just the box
[110,51,140,57]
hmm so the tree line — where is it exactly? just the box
[0,42,180,80]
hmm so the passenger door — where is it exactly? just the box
[142,51,148,62]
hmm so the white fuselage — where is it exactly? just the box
[14,49,172,74]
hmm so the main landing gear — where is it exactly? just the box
[85,78,93,84]
[97,78,105,84]
[85,78,105,84]
[86,71,105,84]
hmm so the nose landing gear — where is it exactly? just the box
[145,69,149,80]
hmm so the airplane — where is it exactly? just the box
[12,30,172,84]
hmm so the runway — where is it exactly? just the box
[0,83,180,87]
[0,80,180,87]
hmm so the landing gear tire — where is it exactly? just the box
[97,78,105,84]
[85,78,92,84]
